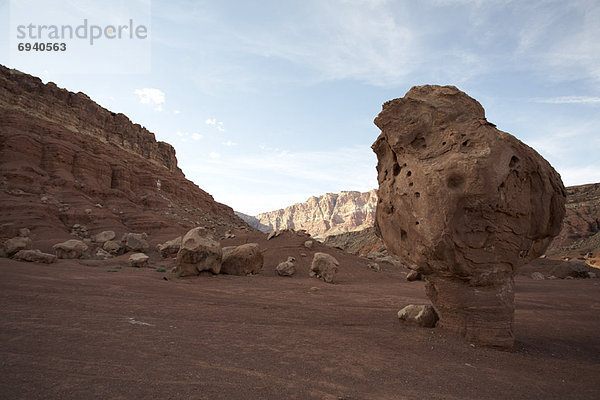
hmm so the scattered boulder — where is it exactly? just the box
[406,270,422,281]
[398,305,439,328]
[276,257,297,277]
[103,240,121,255]
[372,85,566,348]
[18,228,30,237]
[588,271,597,279]
[95,248,112,259]
[223,230,236,239]
[157,236,182,258]
[531,272,545,280]
[3,236,32,257]
[267,231,281,240]
[13,249,56,264]
[220,243,263,275]
[121,233,149,252]
[70,224,88,239]
[129,253,150,268]
[304,240,314,249]
[310,252,339,283]
[367,262,381,272]
[94,230,116,244]
[53,239,88,259]
[175,227,222,276]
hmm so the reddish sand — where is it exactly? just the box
[1,246,599,399]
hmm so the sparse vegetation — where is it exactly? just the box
[106,269,118,272]
[156,266,166,272]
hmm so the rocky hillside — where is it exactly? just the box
[0,65,247,247]
[245,190,377,239]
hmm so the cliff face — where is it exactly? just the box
[0,65,247,245]
[252,190,377,239]
[258,183,598,260]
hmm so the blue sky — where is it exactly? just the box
[1,0,599,214]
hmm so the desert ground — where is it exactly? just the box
[1,231,598,400]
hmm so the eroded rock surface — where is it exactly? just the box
[310,252,339,283]
[372,85,566,348]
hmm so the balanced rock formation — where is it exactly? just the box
[220,243,263,276]
[372,85,566,348]
[175,227,222,276]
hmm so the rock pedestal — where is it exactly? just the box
[372,85,566,348]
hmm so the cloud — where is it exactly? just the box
[559,164,600,186]
[222,140,236,146]
[531,96,600,105]
[134,88,166,111]
[205,118,225,132]
[209,152,221,159]
[173,109,181,114]
[191,133,203,140]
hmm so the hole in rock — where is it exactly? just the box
[509,155,520,168]
[407,171,412,177]
[409,182,414,187]
[393,163,401,176]
[462,140,469,147]
[442,141,446,146]
[414,192,420,198]
[415,221,420,225]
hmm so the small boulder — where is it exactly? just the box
[276,257,296,277]
[157,236,182,258]
[121,233,149,252]
[18,228,30,237]
[267,231,281,240]
[3,237,32,257]
[70,224,88,239]
[103,240,121,255]
[223,230,236,239]
[221,243,263,275]
[53,239,88,259]
[95,248,112,259]
[304,240,314,249]
[406,270,422,281]
[129,253,150,268]
[310,252,339,283]
[367,262,381,272]
[175,227,222,276]
[398,305,439,328]
[531,272,545,280]
[94,230,116,244]
[13,249,56,264]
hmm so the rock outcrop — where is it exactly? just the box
[0,65,248,249]
[13,249,57,264]
[175,227,222,276]
[129,253,150,268]
[220,243,263,275]
[241,190,377,239]
[372,85,566,348]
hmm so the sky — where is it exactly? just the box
[1,0,599,215]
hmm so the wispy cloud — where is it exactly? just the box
[205,118,225,131]
[531,96,600,105]
[222,140,236,146]
[134,88,165,111]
